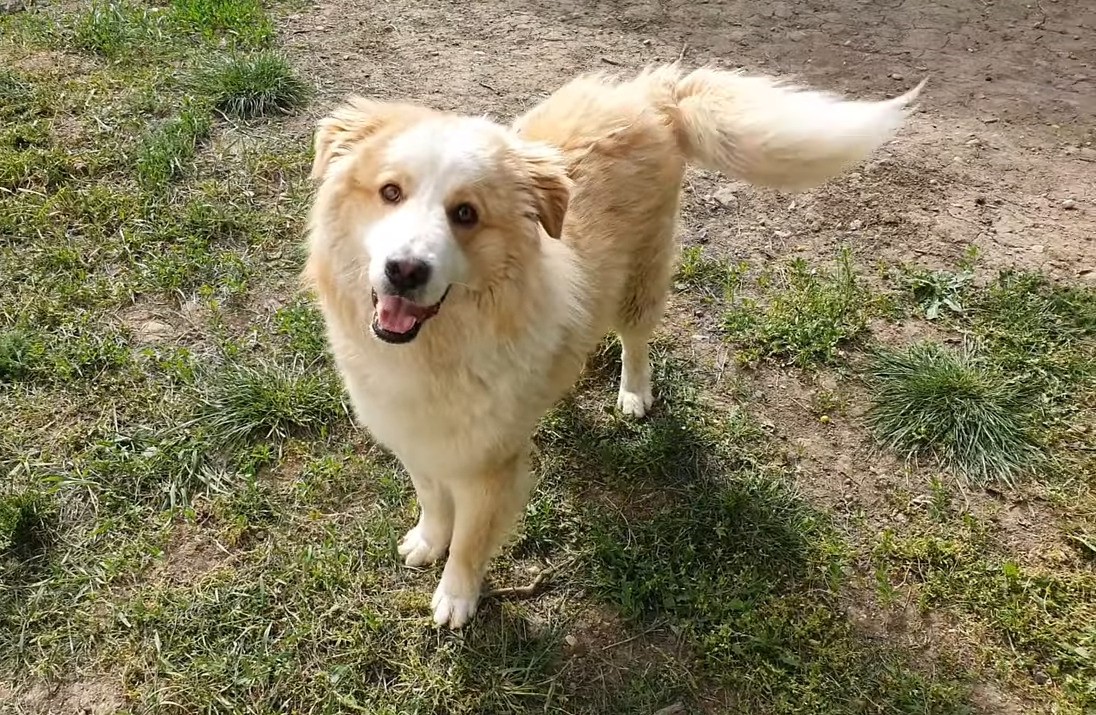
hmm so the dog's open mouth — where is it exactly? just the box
[371,289,449,344]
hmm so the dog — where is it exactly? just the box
[304,64,923,628]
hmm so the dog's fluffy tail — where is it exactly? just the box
[642,65,924,191]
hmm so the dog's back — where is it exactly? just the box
[513,64,924,415]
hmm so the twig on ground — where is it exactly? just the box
[483,556,577,599]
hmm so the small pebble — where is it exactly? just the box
[1033,670,1050,685]
[890,72,904,80]
[1061,199,1077,210]
[848,219,863,231]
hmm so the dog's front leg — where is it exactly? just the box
[431,451,534,628]
[398,471,454,567]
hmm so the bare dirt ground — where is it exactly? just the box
[282,0,1095,280]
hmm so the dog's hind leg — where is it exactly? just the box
[431,451,534,628]
[614,226,676,419]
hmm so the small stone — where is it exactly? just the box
[981,116,999,124]
[1030,245,1045,253]
[1033,670,1050,685]
[1061,199,1077,210]
[890,72,904,81]
[848,219,863,231]
[773,229,792,239]
[564,634,578,648]
[693,309,704,317]
[711,185,739,209]
[525,564,542,575]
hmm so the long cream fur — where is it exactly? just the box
[305,64,923,628]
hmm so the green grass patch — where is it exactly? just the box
[875,515,1096,709]
[724,248,882,368]
[867,342,1042,483]
[0,323,133,386]
[70,1,166,59]
[881,269,1095,482]
[135,107,212,189]
[194,360,349,444]
[196,53,309,119]
[675,245,743,300]
[167,0,273,48]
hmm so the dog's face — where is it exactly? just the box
[309,100,570,344]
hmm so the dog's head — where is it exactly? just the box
[307,99,571,345]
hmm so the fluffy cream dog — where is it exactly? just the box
[305,64,923,628]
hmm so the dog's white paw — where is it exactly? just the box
[398,525,447,567]
[431,573,481,629]
[617,385,654,419]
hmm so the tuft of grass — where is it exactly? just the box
[135,107,212,189]
[70,1,165,59]
[195,360,348,444]
[0,328,39,383]
[675,246,743,300]
[867,342,1042,483]
[0,70,40,121]
[724,249,878,368]
[196,53,309,119]
[273,298,330,363]
[167,0,273,48]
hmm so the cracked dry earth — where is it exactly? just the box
[273,1,1093,713]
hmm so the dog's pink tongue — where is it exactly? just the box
[376,295,419,334]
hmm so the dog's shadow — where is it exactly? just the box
[446,345,974,713]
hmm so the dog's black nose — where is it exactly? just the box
[384,258,432,293]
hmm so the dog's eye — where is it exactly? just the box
[380,183,402,203]
[450,203,478,227]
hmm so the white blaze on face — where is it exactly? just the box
[363,117,501,306]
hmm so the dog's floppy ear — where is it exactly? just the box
[311,98,425,182]
[517,143,571,239]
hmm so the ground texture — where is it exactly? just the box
[1,0,1094,713]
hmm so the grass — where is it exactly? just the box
[871,269,1095,484]
[167,0,273,48]
[135,107,212,189]
[197,53,310,119]
[1,1,1094,713]
[867,342,1043,483]
[874,511,1096,708]
[70,1,166,58]
[723,248,882,368]
[194,360,349,444]
[675,245,743,300]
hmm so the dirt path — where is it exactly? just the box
[282,0,1095,281]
